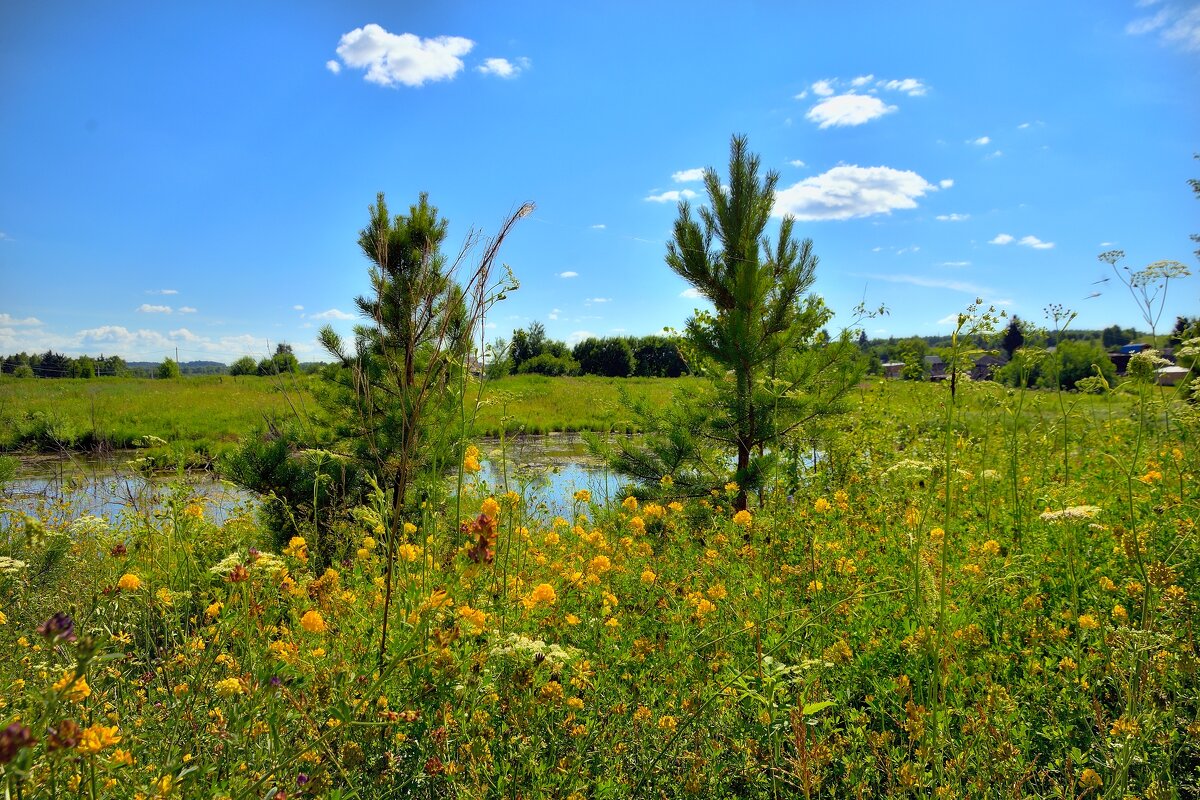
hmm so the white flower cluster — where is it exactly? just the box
[1039,505,1102,522]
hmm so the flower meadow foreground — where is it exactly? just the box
[1,381,1198,798]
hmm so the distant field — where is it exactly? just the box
[0,373,705,456]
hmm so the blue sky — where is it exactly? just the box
[1,2,1197,362]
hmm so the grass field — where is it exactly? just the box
[0,373,705,457]
[1,373,1197,797]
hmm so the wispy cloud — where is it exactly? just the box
[811,79,835,97]
[332,24,474,87]
[773,165,936,221]
[146,289,178,295]
[310,308,355,320]
[178,306,197,314]
[645,189,698,203]
[789,159,806,167]
[548,308,561,320]
[806,94,896,128]
[936,213,970,221]
[990,233,1015,245]
[968,136,991,146]
[587,297,611,304]
[939,179,954,189]
[1126,3,1200,51]
[293,305,304,311]
[859,272,997,296]
[680,287,703,299]
[878,77,928,96]
[941,261,971,267]
[558,271,579,278]
[137,304,171,314]
[991,233,1054,249]
[589,224,606,230]
[0,313,42,326]
[325,59,341,75]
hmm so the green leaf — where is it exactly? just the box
[800,700,835,716]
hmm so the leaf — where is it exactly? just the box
[800,700,835,716]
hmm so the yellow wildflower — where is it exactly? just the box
[481,497,500,519]
[183,502,204,520]
[1079,769,1101,789]
[300,609,327,633]
[205,602,223,620]
[573,489,591,503]
[214,678,244,698]
[623,496,639,511]
[732,509,752,528]
[53,671,91,702]
[458,605,487,631]
[78,724,121,755]
[524,583,557,609]
[640,569,657,584]
[813,497,831,514]
[117,573,142,591]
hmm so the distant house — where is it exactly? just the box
[1109,352,1131,376]
[881,361,905,379]
[971,353,1009,381]
[1157,365,1191,386]
[1121,343,1150,355]
[924,355,947,381]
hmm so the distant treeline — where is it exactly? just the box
[0,342,325,379]
[491,323,688,378]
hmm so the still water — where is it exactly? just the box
[1,434,626,527]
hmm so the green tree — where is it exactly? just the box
[660,135,852,510]
[272,343,300,374]
[1001,316,1025,357]
[318,191,528,665]
[229,356,257,376]
[157,357,182,379]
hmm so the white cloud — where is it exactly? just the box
[990,234,1015,245]
[879,77,927,96]
[793,89,808,100]
[558,271,579,278]
[1127,7,1172,34]
[939,179,954,189]
[178,306,197,313]
[567,330,595,345]
[548,308,561,321]
[773,164,936,221]
[941,261,971,267]
[147,289,178,295]
[137,304,171,314]
[936,213,970,222]
[987,150,1004,159]
[789,159,806,167]
[1162,5,1200,49]
[0,313,42,326]
[333,24,474,87]
[1018,122,1031,130]
[310,308,355,320]
[806,94,896,128]
[937,313,961,326]
[587,297,611,303]
[811,79,835,97]
[671,168,705,183]
[860,272,997,296]
[850,74,875,87]
[325,59,341,75]
[169,328,200,341]
[680,287,703,299]
[293,305,304,311]
[589,224,606,230]
[1019,235,1055,249]
[477,56,530,78]
[644,189,698,203]
[969,136,991,145]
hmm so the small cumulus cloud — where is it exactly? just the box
[293,305,304,311]
[879,77,928,96]
[811,79,835,97]
[939,179,954,189]
[680,287,703,299]
[567,330,595,345]
[310,308,355,320]
[590,224,606,230]
[990,234,1015,245]
[850,74,875,86]
[548,308,561,321]
[644,189,698,203]
[969,136,991,145]
[178,306,197,313]
[332,24,474,88]
[671,168,705,183]
[137,304,172,314]
[325,59,341,74]
[147,289,178,295]
[558,271,579,278]
[1019,235,1055,249]
[477,56,530,78]
[169,328,200,341]
[806,94,896,128]
[789,159,806,167]
[773,165,936,221]
[935,213,970,222]
[0,313,42,326]
[986,150,1004,159]
[941,261,971,267]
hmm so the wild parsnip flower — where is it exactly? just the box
[732,510,752,528]
[117,573,142,591]
[300,609,327,633]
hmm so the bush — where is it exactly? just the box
[229,356,257,376]
[518,352,580,376]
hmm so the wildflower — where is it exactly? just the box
[463,446,481,474]
[0,610,5,625]
[397,543,420,562]
[299,609,327,634]
[361,536,376,551]
[981,539,1001,556]
[588,555,612,574]
[48,719,80,751]
[567,696,584,710]
[1058,656,1077,672]
[694,598,717,617]
[78,723,121,755]
[425,590,453,611]
[904,505,920,529]
[573,489,591,503]
[53,671,91,702]
[117,573,143,591]
[1039,506,1101,522]
[155,775,174,796]
[214,678,244,698]
[658,715,678,732]
[605,616,620,628]
[183,502,204,520]
[458,606,487,631]
[205,602,223,620]
[524,583,557,609]
[0,723,35,765]
[283,536,309,560]
[1077,614,1099,630]
[641,569,657,584]
[668,501,684,513]
[732,509,752,528]
[111,748,133,766]
[929,527,945,543]
[1110,716,1140,737]
[38,612,78,643]
[814,497,831,514]
[481,497,500,520]
[630,516,646,534]
[565,613,581,625]
[623,496,639,511]
[823,639,853,664]
[1112,604,1128,624]
[1079,769,1101,789]
[155,587,174,607]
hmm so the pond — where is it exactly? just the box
[0,434,628,528]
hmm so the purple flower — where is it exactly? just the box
[270,676,282,687]
[0,723,35,765]
[37,612,77,643]
[297,773,310,785]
